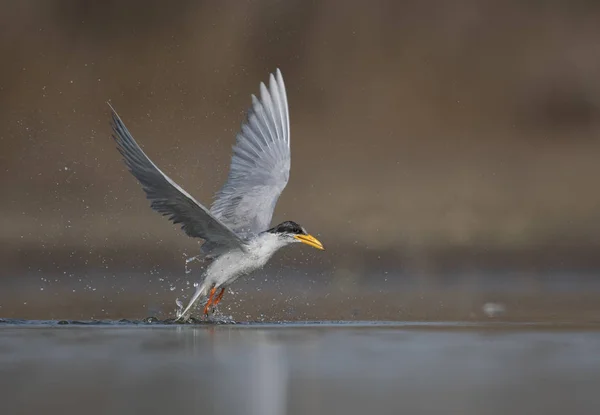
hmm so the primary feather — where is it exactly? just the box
[210,68,291,239]
[109,104,246,254]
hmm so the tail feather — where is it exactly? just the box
[176,282,209,321]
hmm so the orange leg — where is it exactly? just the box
[203,286,217,316]
[212,288,226,308]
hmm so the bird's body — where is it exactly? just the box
[181,230,294,316]
[109,69,324,320]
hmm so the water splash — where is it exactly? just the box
[210,309,236,324]
[185,255,200,264]
[175,298,184,319]
[183,253,201,275]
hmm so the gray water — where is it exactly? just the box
[1,321,600,415]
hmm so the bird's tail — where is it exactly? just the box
[175,282,209,321]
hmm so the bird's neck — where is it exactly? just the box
[250,232,290,261]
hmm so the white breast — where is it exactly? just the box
[204,232,289,288]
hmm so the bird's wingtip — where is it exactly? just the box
[107,101,118,115]
[274,68,285,88]
[107,101,124,125]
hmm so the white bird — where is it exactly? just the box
[109,69,324,321]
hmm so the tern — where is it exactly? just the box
[109,69,324,321]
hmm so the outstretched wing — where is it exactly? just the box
[109,104,246,253]
[210,69,291,238]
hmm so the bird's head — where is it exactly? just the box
[267,221,324,250]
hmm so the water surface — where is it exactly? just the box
[1,321,600,415]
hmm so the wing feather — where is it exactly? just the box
[210,69,291,238]
[109,104,246,252]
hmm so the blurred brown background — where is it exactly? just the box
[2,0,600,320]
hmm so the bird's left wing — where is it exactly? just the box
[210,69,291,238]
[110,105,246,252]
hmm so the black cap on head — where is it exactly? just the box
[267,221,307,235]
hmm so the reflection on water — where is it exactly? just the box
[1,323,600,414]
[251,334,287,415]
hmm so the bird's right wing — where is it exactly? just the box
[110,105,246,252]
[210,69,291,238]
